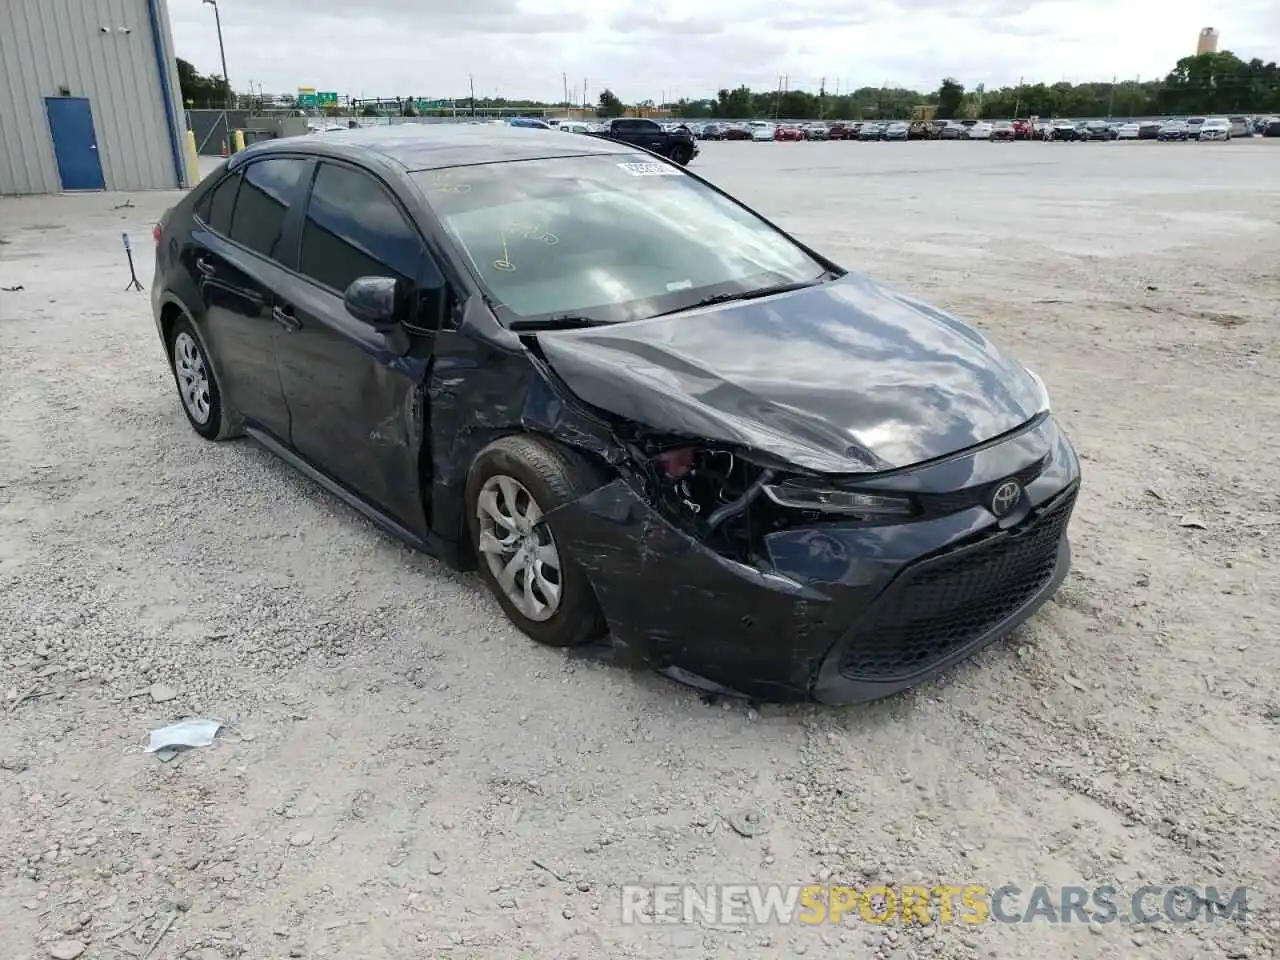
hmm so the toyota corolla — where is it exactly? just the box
[151,125,1080,704]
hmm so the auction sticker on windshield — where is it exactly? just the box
[617,161,682,176]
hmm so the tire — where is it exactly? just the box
[466,435,609,648]
[670,144,693,166]
[167,315,235,440]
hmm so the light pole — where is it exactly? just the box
[202,0,230,107]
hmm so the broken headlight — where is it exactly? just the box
[762,480,916,517]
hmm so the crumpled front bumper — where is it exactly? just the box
[544,416,1081,704]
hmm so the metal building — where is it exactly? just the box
[1197,27,1220,55]
[0,0,193,195]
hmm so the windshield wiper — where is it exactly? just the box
[650,275,831,318]
[508,315,606,332]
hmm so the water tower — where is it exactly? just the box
[1197,27,1219,54]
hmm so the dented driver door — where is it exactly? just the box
[270,160,437,530]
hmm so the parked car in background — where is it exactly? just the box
[698,123,724,140]
[966,121,994,140]
[1198,117,1231,141]
[154,124,1079,704]
[747,121,776,141]
[1157,120,1190,141]
[1049,121,1081,141]
[826,121,854,140]
[775,125,805,142]
[989,120,1015,141]
[1116,122,1140,139]
[939,121,965,140]
[1138,121,1163,139]
[907,121,932,139]
[859,122,887,141]
[587,118,700,165]
[1185,117,1206,140]
[883,122,909,141]
[1227,116,1252,137]
[723,124,751,141]
[1010,119,1033,139]
[1080,120,1115,141]
[1264,117,1280,137]
[803,122,830,140]
[508,117,554,129]
[558,121,595,134]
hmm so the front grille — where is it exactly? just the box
[916,456,1049,517]
[838,485,1076,681]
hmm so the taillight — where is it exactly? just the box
[153,222,162,246]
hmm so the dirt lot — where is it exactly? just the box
[2,139,1278,960]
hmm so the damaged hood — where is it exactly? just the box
[535,274,1047,473]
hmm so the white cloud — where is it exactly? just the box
[169,0,1279,102]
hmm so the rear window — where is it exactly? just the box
[228,158,308,261]
[203,173,241,236]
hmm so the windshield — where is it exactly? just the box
[414,154,828,324]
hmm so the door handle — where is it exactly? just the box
[195,257,215,276]
[272,305,301,331]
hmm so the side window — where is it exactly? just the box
[633,119,661,132]
[298,163,432,295]
[228,158,308,260]
[201,173,241,236]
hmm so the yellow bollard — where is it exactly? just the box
[233,129,246,153]
[184,129,199,187]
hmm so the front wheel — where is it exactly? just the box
[466,435,609,648]
[670,144,693,165]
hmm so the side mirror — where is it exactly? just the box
[344,276,402,329]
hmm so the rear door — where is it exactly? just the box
[271,160,442,528]
[188,156,311,442]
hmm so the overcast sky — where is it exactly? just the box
[169,0,1278,103]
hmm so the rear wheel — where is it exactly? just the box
[466,435,609,648]
[670,144,693,166]
[168,316,235,440]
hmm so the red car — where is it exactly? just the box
[1011,119,1033,140]
[774,125,805,141]
[827,122,853,140]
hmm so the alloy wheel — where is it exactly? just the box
[173,331,212,425]
[475,474,563,622]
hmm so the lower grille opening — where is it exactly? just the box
[839,486,1077,681]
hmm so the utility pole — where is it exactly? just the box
[1107,75,1116,118]
[469,74,476,116]
[774,74,782,119]
[201,0,230,107]
[562,72,569,109]
[582,78,588,112]
[818,76,826,118]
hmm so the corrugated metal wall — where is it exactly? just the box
[0,0,188,194]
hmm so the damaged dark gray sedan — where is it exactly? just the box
[151,124,1080,705]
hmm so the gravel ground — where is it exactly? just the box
[2,139,1278,960]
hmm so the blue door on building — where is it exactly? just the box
[45,97,106,191]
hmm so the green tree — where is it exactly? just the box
[597,89,625,118]
[936,78,964,119]
[176,57,231,108]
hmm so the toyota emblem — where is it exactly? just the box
[989,480,1023,517]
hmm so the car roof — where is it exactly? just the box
[229,123,631,173]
